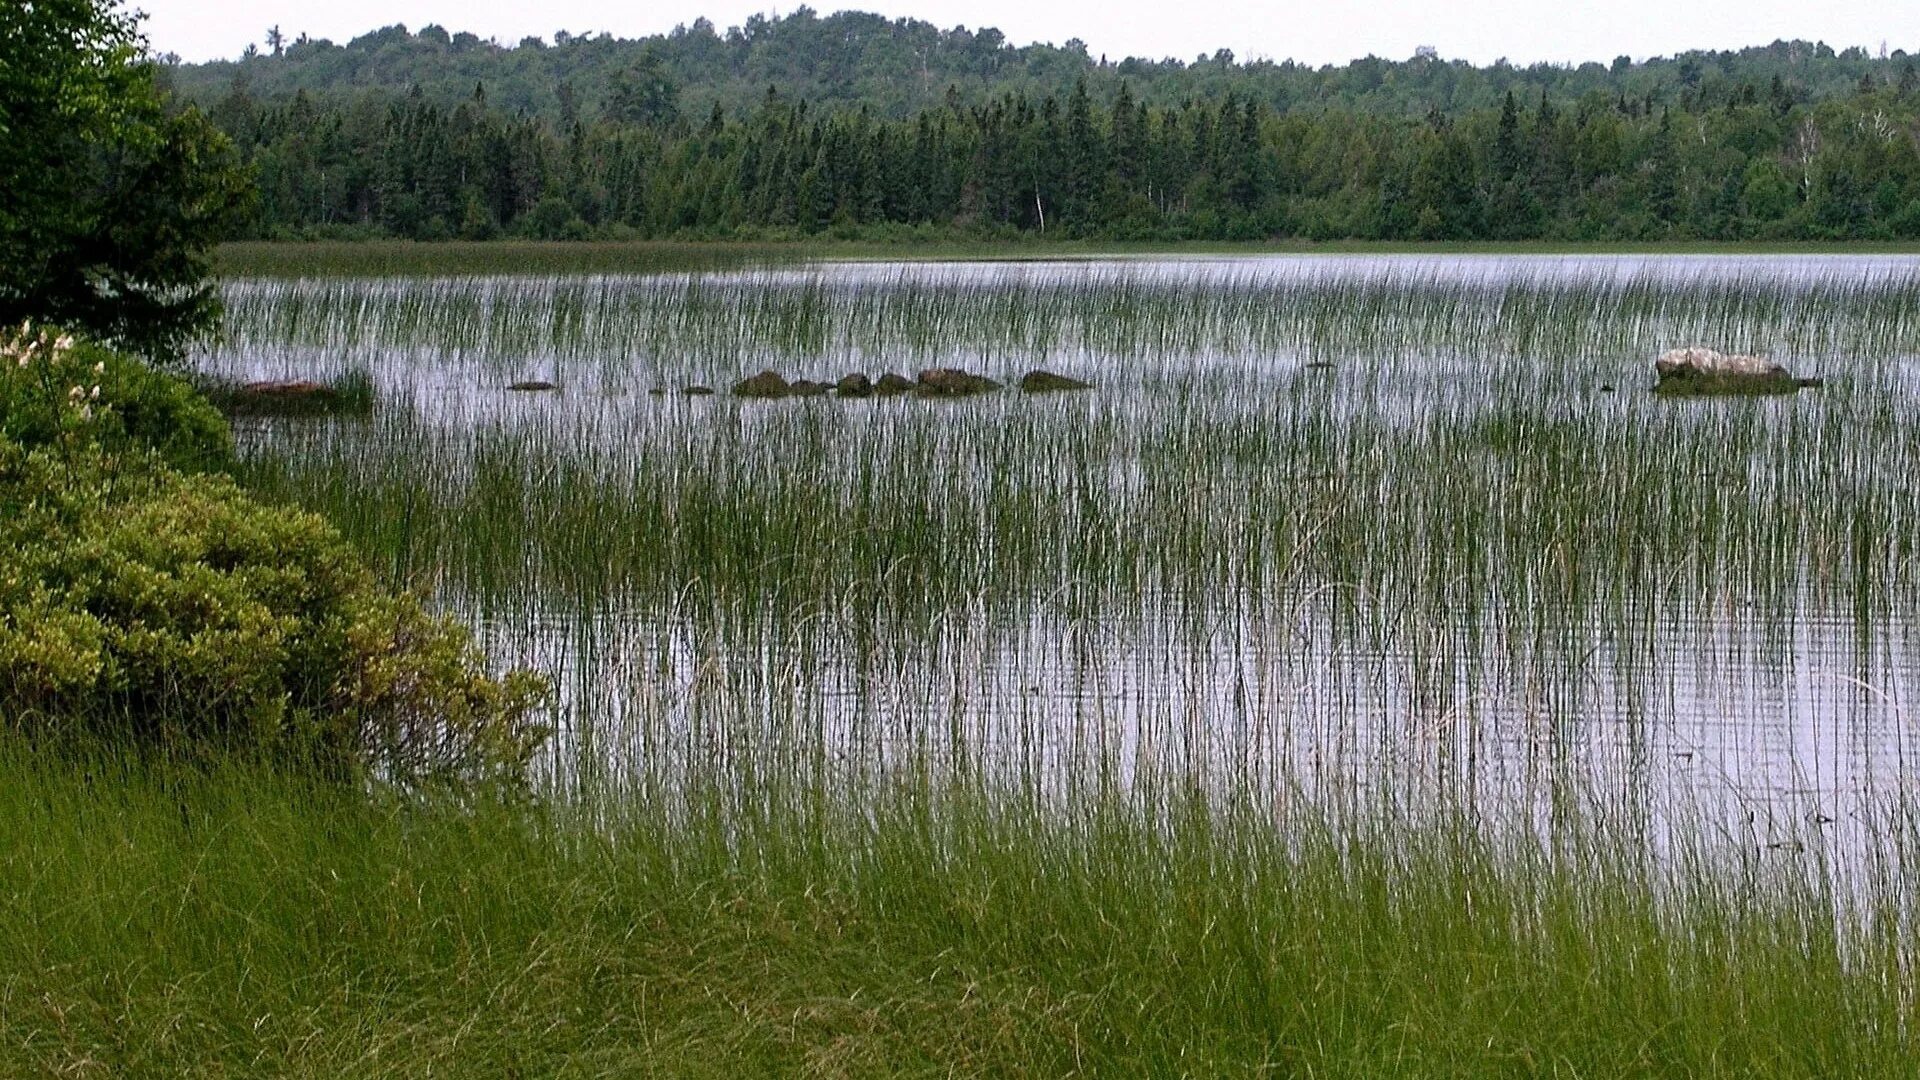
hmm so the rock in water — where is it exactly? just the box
[874,373,917,396]
[732,370,792,398]
[836,373,875,398]
[507,380,557,392]
[1654,347,1822,396]
[239,379,335,401]
[683,385,716,396]
[1018,370,1093,392]
[221,380,344,416]
[789,379,832,397]
[916,368,1002,397]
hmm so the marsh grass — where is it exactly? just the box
[216,262,1920,373]
[214,240,803,279]
[3,743,1917,1077]
[207,257,1920,823]
[107,254,1920,1070]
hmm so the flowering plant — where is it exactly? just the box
[0,321,106,449]
[0,324,231,472]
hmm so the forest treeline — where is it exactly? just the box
[168,11,1916,125]
[203,64,1920,242]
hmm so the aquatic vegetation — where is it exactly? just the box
[201,256,1920,848]
[4,250,1894,1074]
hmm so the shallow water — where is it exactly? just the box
[206,254,1920,856]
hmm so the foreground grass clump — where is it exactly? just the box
[0,752,1912,1076]
[0,325,546,783]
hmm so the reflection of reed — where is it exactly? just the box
[208,257,1920,859]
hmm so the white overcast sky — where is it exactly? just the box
[138,0,1911,68]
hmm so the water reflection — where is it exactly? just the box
[206,255,1920,865]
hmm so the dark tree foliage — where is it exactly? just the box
[0,0,251,360]
[165,13,1915,127]
[208,63,1920,243]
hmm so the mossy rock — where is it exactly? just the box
[873,373,916,396]
[732,370,792,398]
[916,368,1001,397]
[1019,370,1093,392]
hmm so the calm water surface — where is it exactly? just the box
[207,254,1920,853]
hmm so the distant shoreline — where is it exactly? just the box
[216,238,1920,277]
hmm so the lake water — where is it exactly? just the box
[206,254,1920,856]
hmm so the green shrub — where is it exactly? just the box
[0,442,548,785]
[0,322,230,472]
[0,324,547,786]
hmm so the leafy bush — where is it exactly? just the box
[0,443,548,785]
[0,325,548,787]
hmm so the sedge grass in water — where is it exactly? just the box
[21,250,1917,1072]
[174,254,1920,1067]
[4,745,1918,1077]
[210,255,1920,850]
[216,255,1920,375]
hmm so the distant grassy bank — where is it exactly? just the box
[213,239,1920,278]
[3,748,1914,1077]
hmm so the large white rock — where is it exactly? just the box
[1654,347,1787,379]
[1653,347,1818,395]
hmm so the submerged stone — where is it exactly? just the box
[916,368,1001,397]
[1018,370,1093,392]
[836,373,875,398]
[1653,347,1821,397]
[507,380,557,392]
[732,370,792,398]
[683,385,716,396]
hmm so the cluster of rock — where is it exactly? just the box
[731,368,1092,400]
[1653,347,1822,397]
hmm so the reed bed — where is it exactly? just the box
[217,260,1920,374]
[15,253,1912,1073]
[205,256,1920,853]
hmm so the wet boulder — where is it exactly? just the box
[874,372,917,396]
[683,385,716,396]
[732,370,792,399]
[1654,347,1822,396]
[1018,370,1093,392]
[836,373,875,398]
[789,379,833,397]
[507,380,557,392]
[916,368,1001,397]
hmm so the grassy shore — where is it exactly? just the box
[3,747,1914,1077]
[123,250,1920,1074]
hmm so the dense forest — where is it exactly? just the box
[173,12,1920,242]
[169,11,1915,124]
